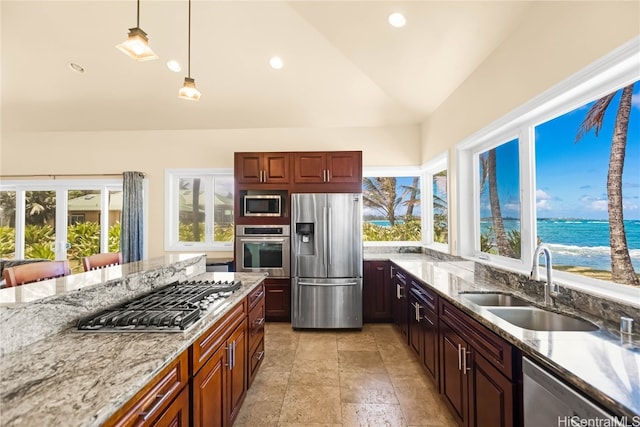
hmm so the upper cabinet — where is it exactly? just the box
[293,151,362,186]
[235,152,290,185]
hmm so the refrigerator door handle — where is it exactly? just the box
[327,206,332,266]
[298,281,358,286]
[323,206,328,268]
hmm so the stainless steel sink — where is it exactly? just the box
[487,307,599,331]
[461,292,531,307]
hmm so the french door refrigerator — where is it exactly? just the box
[291,193,363,329]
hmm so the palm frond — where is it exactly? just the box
[575,92,616,143]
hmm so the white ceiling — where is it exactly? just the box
[1,1,535,132]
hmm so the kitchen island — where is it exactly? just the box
[0,254,267,427]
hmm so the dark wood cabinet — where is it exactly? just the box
[235,152,290,184]
[363,261,392,322]
[293,151,362,191]
[408,283,439,385]
[264,278,291,322]
[391,266,409,342]
[439,299,518,427]
[153,386,189,427]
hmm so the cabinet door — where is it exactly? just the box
[421,307,439,385]
[227,320,248,426]
[152,387,189,427]
[293,152,326,183]
[263,153,290,183]
[469,353,514,427]
[391,268,409,342]
[192,345,226,427]
[363,261,392,322]
[439,321,468,426]
[235,153,263,183]
[408,292,422,357]
[264,279,291,321]
[325,152,361,184]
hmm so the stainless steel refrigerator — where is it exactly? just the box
[291,193,363,329]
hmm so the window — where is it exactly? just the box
[0,180,123,272]
[424,155,449,250]
[362,168,422,243]
[457,38,639,296]
[479,138,521,260]
[165,169,234,251]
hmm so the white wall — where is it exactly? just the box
[0,125,420,257]
[421,1,640,254]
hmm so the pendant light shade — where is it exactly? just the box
[116,0,158,61]
[179,0,201,100]
[179,77,201,101]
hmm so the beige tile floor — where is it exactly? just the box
[235,322,458,427]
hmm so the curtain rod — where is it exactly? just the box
[0,173,145,179]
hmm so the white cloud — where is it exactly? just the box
[536,189,553,210]
[590,199,608,211]
[632,93,640,110]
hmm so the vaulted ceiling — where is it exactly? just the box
[1,1,534,132]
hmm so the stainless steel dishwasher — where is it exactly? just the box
[523,357,617,426]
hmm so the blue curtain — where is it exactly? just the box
[121,171,144,263]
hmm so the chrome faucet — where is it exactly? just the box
[530,244,558,306]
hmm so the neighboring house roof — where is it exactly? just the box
[68,192,122,212]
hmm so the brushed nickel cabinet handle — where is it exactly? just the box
[458,344,462,371]
[140,392,168,421]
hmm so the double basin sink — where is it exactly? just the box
[460,293,599,332]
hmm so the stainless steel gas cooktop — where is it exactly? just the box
[76,279,242,332]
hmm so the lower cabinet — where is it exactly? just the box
[439,299,518,427]
[264,278,291,322]
[391,263,521,427]
[103,351,189,427]
[191,296,250,427]
[247,282,266,387]
[391,265,409,342]
[363,261,392,322]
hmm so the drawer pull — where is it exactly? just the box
[253,317,265,332]
[140,392,169,421]
[252,290,265,302]
[255,350,265,361]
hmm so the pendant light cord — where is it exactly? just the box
[187,0,192,78]
[136,0,140,27]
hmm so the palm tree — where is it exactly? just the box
[363,177,402,226]
[480,149,516,258]
[575,83,639,286]
[403,177,420,217]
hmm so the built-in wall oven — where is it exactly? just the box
[235,225,290,277]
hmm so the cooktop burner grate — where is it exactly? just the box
[77,279,242,332]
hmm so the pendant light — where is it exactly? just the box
[179,0,201,101]
[116,0,158,61]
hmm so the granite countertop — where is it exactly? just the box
[0,271,267,427]
[386,255,639,419]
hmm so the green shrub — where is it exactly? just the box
[0,226,16,257]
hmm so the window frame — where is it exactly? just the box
[362,166,425,247]
[0,179,124,260]
[164,168,234,252]
[423,153,449,252]
[456,36,640,303]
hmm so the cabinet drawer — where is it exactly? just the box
[104,351,188,427]
[191,300,247,374]
[152,386,189,427]
[439,299,514,379]
[248,282,265,311]
[248,297,266,351]
[410,280,438,312]
[248,337,265,388]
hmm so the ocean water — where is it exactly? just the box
[482,218,640,271]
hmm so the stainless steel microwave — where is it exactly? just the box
[243,194,282,217]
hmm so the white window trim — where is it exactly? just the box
[0,179,124,259]
[423,152,449,253]
[456,36,640,306]
[362,166,424,247]
[165,168,234,252]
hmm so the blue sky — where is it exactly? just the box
[363,176,421,217]
[482,82,640,221]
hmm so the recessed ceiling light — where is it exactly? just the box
[388,12,406,28]
[68,62,85,73]
[166,60,181,73]
[269,56,284,70]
